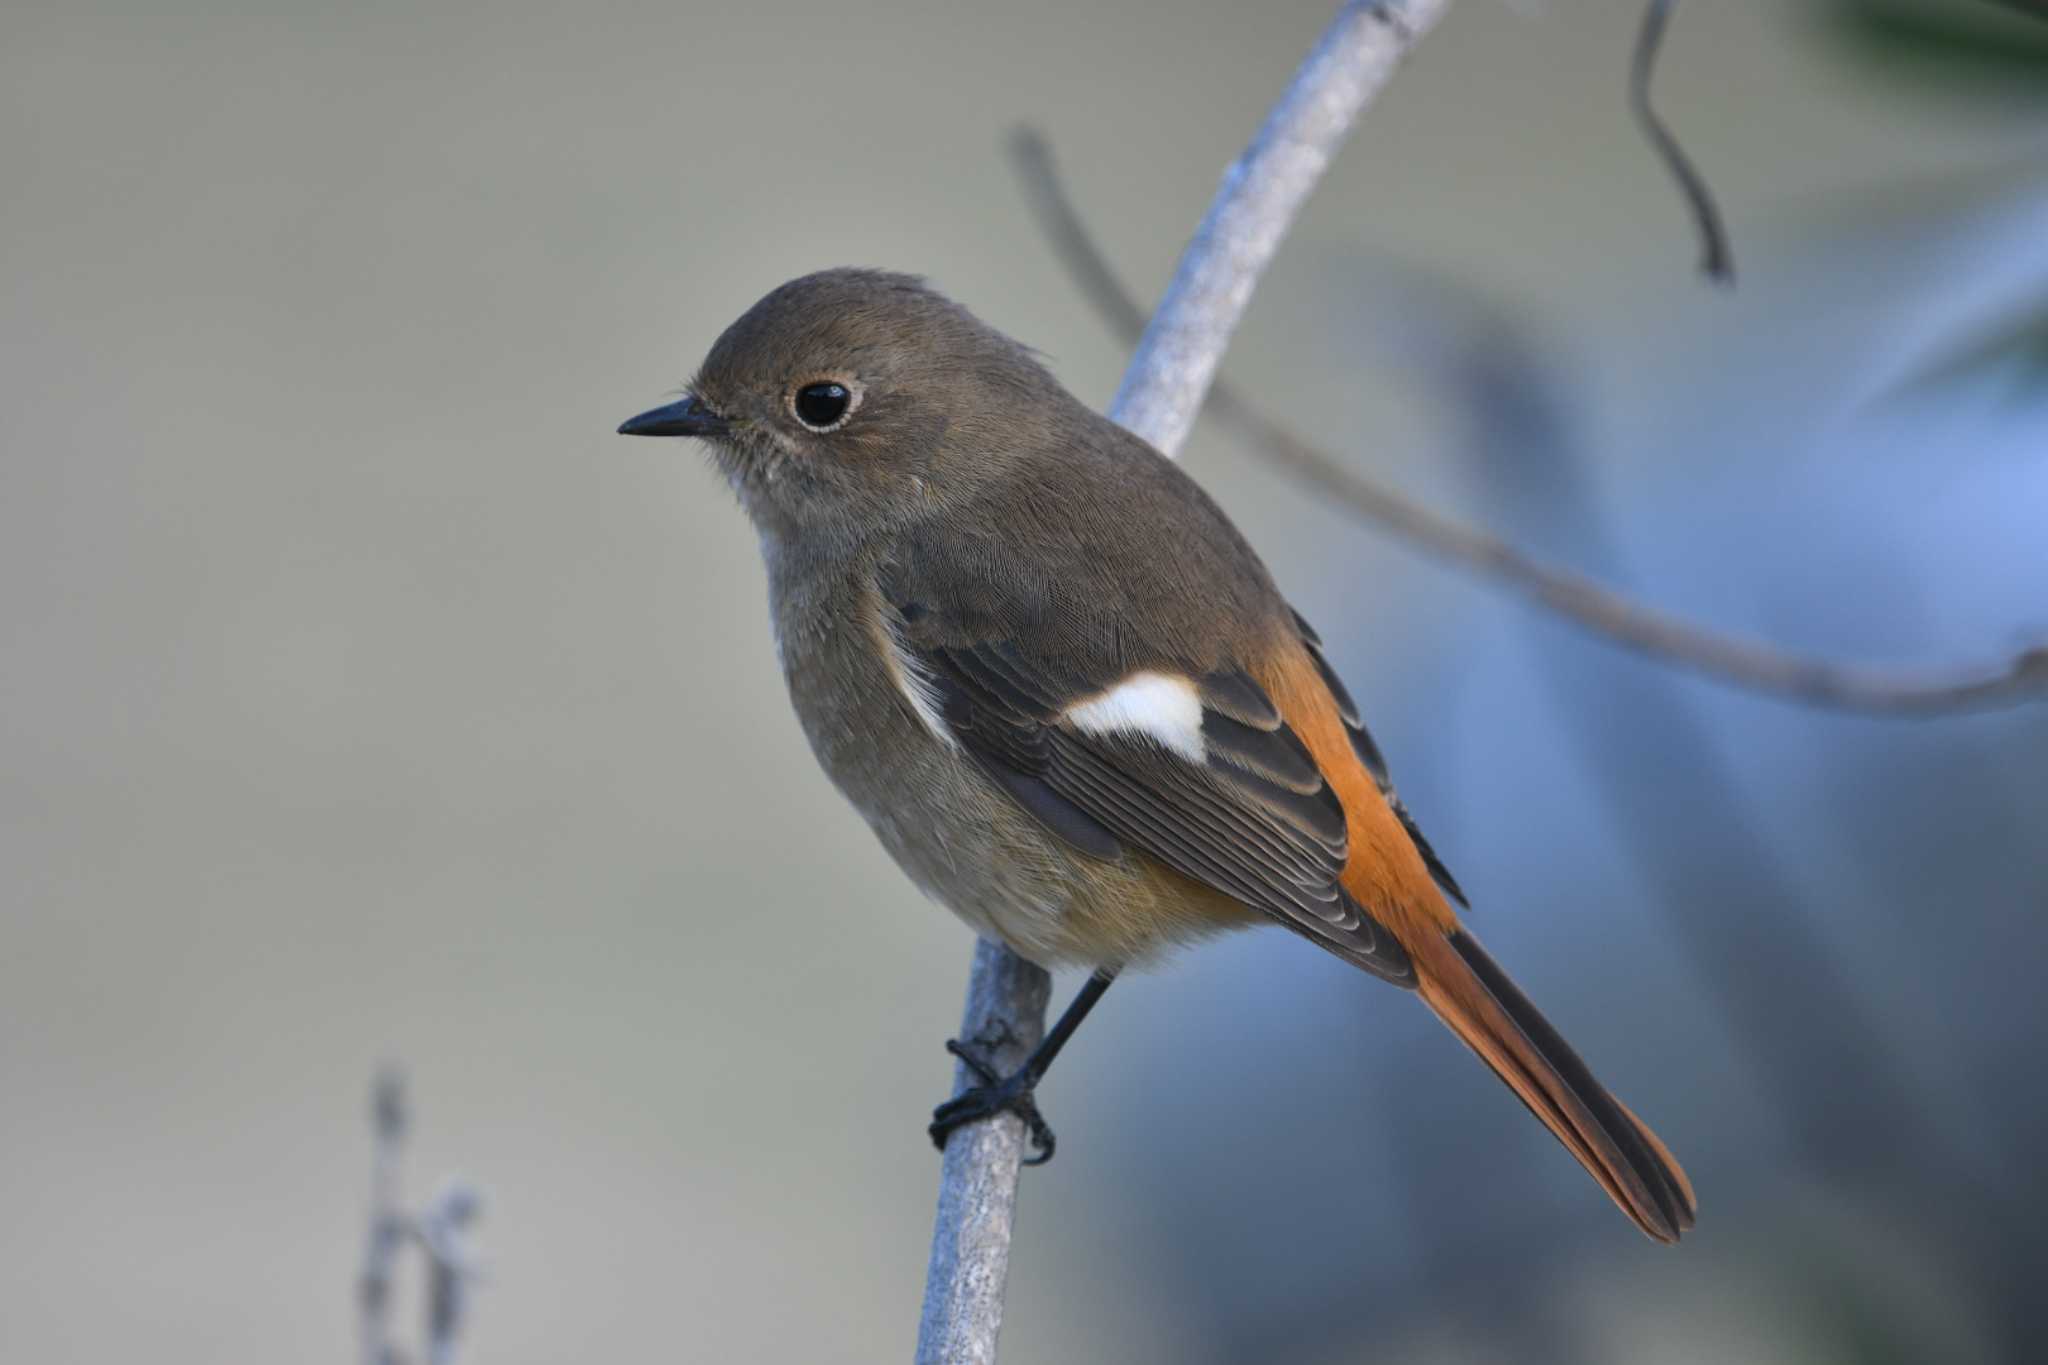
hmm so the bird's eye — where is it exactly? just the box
[792,381,853,431]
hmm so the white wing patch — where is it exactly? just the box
[880,615,959,751]
[1064,672,1206,763]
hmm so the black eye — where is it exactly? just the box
[793,381,852,430]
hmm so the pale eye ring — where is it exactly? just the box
[790,380,857,431]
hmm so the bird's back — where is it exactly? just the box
[915,398,1295,677]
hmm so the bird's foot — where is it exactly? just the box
[928,1032,1057,1166]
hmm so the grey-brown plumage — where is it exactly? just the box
[618,268,1696,1242]
[667,268,1393,970]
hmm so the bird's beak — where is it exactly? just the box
[617,394,732,438]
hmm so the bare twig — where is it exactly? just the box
[918,3,1454,1360]
[1631,0,1734,284]
[360,1068,408,1365]
[1010,128,2048,716]
[358,1070,485,1365]
[418,1181,485,1365]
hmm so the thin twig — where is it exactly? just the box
[358,1070,485,1365]
[917,4,1455,1361]
[1010,128,2048,716]
[417,1181,484,1365]
[1631,0,1734,284]
[360,1067,408,1365]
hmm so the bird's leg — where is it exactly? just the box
[928,968,1119,1167]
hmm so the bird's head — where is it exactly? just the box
[619,268,1061,546]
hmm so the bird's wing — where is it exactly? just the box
[882,538,1694,1242]
[877,560,1415,984]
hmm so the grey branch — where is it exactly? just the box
[916,4,1453,1362]
[1110,0,1454,461]
[1009,129,2048,717]
[418,1180,485,1365]
[915,941,1053,1364]
[358,1069,486,1365]
[360,1068,408,1365]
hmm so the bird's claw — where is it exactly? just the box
[928,1036,1057,1165]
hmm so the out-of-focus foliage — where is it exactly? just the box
[1819,0,2048,89]
[1895,307,2048,413]
[1818,0,2048,420]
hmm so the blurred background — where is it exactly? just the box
[4,0,2046,1360]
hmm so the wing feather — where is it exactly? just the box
[1290,609,1468,908]
[890,606,1414,984]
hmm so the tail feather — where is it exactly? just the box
[1614,1095,1698,1218]
[1411,928,1696,1243]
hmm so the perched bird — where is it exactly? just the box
[619,268,1696,1243]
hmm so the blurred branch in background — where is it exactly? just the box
[1631,0,1735,284]
[361,1070,406,1365]
[1008,128,2048,716]
[359,1069,484,1365]
[1386,272,2046,1363]
[916,4,1455,1360]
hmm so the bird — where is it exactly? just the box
[618,267,1696,1243]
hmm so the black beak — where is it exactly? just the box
[617,394,732,438]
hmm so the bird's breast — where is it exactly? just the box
[764,556,1247,966]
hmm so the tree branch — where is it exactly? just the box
[1009,127,2048,716]
[916,4,1454,1361]
[360,1068,407,1365]
[916,941,1052,1364]
[1631,0,1734,285]
[417,1181,484,1365]
[1108,1,1452,461]
[358,1069,485,1365]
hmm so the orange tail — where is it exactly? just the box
[1409,927,1697,1243]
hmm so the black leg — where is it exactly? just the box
[928,968,1119,1166]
